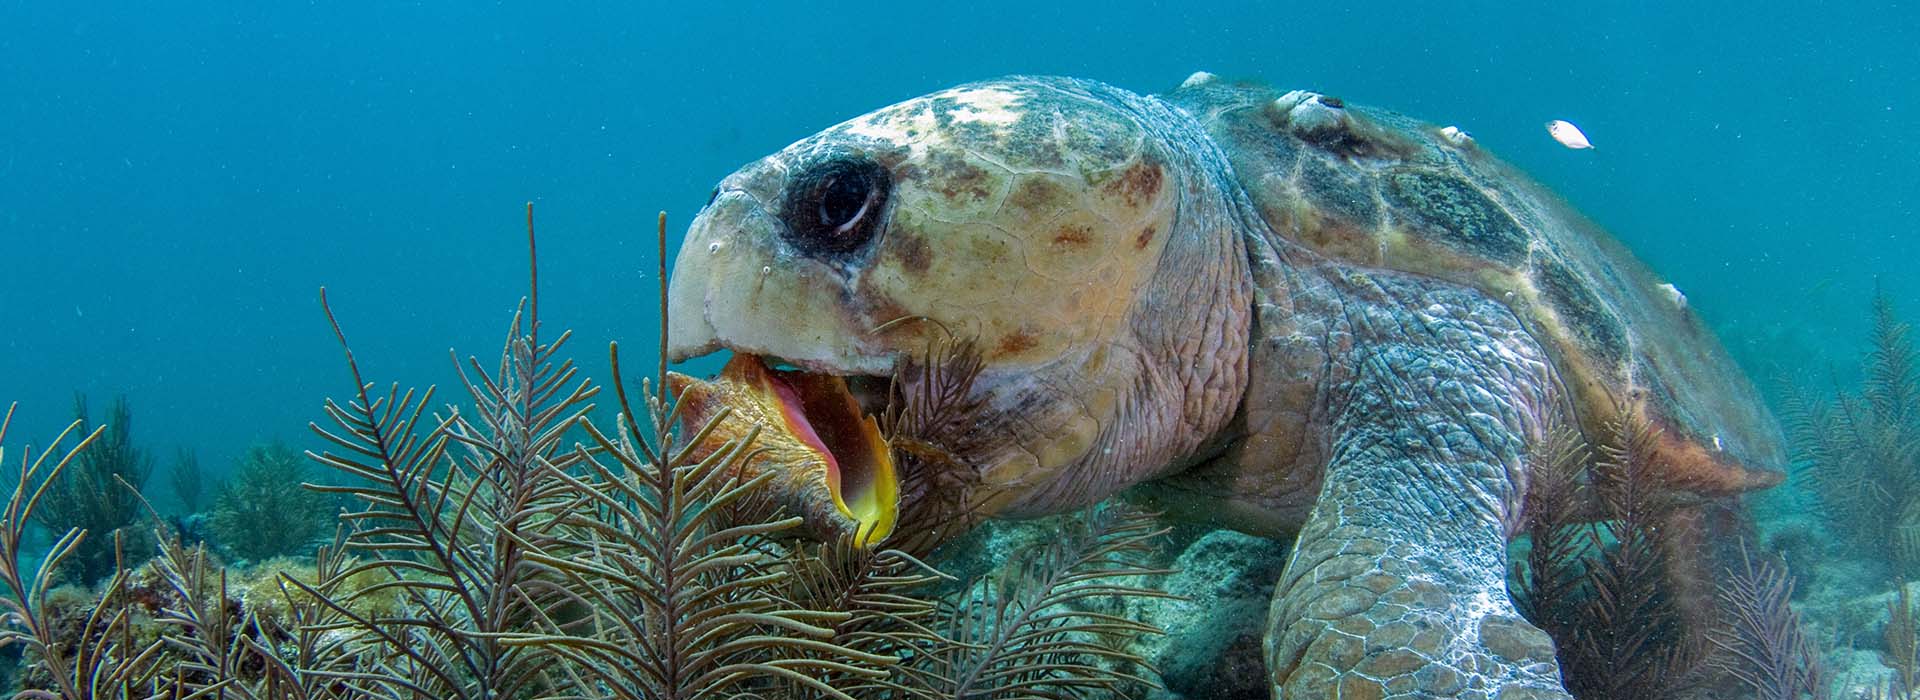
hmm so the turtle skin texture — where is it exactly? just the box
[663,74,1785,700]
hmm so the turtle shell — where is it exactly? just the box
[1171,79,1784,495]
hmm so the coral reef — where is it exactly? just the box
[1566,415,1711,699]
[167,447,202,514]
[1730,294,1920,699]
[898,505,1176,700]
[1749,295,1920,698]
[1879,583,1918,698]
[0,386,1176,699]
[1504,411,1839,700]
[1511,417,1716,699]
[1709,546,1826,700]
[1095,525,1286,700]
[0,404,136,697]
[29,394,154,584]
[1783,294,1920,571]
[0,209,1178,699]
[207,441,334,562]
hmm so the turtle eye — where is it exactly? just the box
[783,156,890,256]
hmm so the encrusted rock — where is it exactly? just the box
[1133,527,1292,699]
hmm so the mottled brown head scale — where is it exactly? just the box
[667,78,1244,518]
[669,79,1181,375]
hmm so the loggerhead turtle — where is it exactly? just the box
[664,74,1785,699]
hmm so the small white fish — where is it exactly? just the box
[1546,119,1594,150]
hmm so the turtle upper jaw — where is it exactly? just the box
[666,190,898,376]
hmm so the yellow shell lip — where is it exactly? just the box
[678,354,899,547]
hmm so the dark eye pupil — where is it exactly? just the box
[819,175,870,229]
[781,155,891,257]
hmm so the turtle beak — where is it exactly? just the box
[668,355,899,546]
[666,190,896,375]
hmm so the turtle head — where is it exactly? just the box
[668,77,1249,534]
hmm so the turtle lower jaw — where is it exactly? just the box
[667,353,899,546]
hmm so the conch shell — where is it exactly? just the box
[667,355,898,546]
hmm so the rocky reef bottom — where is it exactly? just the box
[7,506,1915,700]
[933,515,1288,700]
[941,503,1920,700]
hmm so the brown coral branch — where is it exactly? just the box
[496,342,892,700]
[1708,544,1826,700]
[901,505,1179,700]
[1512,424,1595,633]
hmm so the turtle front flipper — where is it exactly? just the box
[1265,278,1573,700]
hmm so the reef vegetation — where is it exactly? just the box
[1500,295,1920,700]
[26,394,154,585]
[207,441,336,563]
[1783,294,1920,572]
[0,210,1176,699]
[167,448,202,516]
[1508,415,1827,700]
[1768,293,1920,699]
[1,210,1911,700]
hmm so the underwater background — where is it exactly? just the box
[2,3,1919,698]
[2,1,1915,478]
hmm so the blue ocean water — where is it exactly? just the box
[0,0,1915,488]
